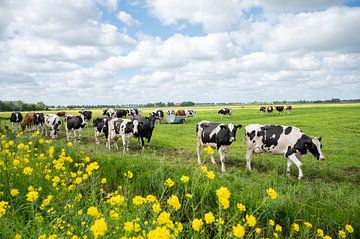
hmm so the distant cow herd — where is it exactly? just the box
[5,104,325,179]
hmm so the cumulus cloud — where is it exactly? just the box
[117,11,140,27]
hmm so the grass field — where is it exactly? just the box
[0,104,359,238]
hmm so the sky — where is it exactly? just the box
[0,0,360,105]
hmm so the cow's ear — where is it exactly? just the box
[236,124,242,129]
[318,136,322,142]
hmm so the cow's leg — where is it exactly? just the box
[141,137,145,150]
[246,148,253,171]
[73,130,77,141]
[286,158,293,176]
[94,128,99,144]
[121,135,126,152]
[196,142,202,164]
[210,152,216,164]
[218,146,229,172]
[288,154,303,179]
[65,128,70,141]
[77,129,82,141]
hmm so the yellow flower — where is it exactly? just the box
[87,206,100,218]
[26,191,39,202]
[124,170,133,179]
[317,229,324,237]
[185,193,192,199]
[204,212,215,224]
[49,146,54,158]
[147,226,171,239]
[40,195,54,210]
[269,219,275,226]
[124,221,134,232]
[273,232,278,239]
[303,221,313,229]
[323,236,332,239]
[152,203,161,213]
[206,170,215,180]
[74,177,83,185]
[109,210,120,219]
[255,228,261,234]
[132,196,146,206]
[345,224,354,233]
[204,146,214,155]
[275,224,282,232]
[15,234,22,239]
[216,186,231,209]
[13,159,20,167]
[10,189,20,197]
[0,201,9,217]
[23,167,33,175]
[101,178,107,184]
[90,218,107,238]
[266,187,278,200]
[107,195,125,206]
[338,230,346,239]
[180,175,189,183]
[233,224,245,238]
[164,178,174,188]
[157,212,172,226]
[246,214,256,227]
[67,142,73,148]
[167,195,181,211]
[237,203,246,212]
[192,218,203,232]
[292,223,300,232]
[146,194,157,203]
[201,166,208,173]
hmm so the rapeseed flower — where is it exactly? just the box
[147,226,171,239]
[216,186,231,209]
[206,170,215,180]
[338,230,346,238]
[26,191,39,202]
[266,187,278,200]
[180,175,189,183]
[204,212,215,224]
[87,206,100,218]
[23,166,33,175]
[292,223,300,232]
[124,170,133,179]
[167,195,181,211]
[204,146,214,155]
[233,224,245,238]
[152,203,161,213]
[0,201,9,217]
[317,229,324,237]
[303,221,313,229]
[132,196,146,206]
[157,212,172,226]
[237,203,246,212]
[275,224,282,232]
[90,218,107,238]
[10,189,20,197]
[192,218,203,232]
[246,214,256,227]
[164,178,175,187]
[345,224,354,233]
[107,195,125,206]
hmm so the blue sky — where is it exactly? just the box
[0,0,359,105]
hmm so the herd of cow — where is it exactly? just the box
[259,105,292,114]
[6,105,325,179]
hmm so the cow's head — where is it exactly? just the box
[132,119,139,135]
[306,136,325,161]
[219,124,242,142]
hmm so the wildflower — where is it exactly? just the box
[49,146,54,158]
[107,195,125,206]
[38,139,44,144]
[132,196,146,206]
[204,212,215,224]
[185,193,192,199]
[292,223,300,232]
[180,175,189,183]
[18,143,25,150]
[206,170,215,180]
[275,224,282,232]
[152,203,161,213]
[40,195,54,210]
[303,221,313,229]
[11,189,20,197]
[15,234,21,239]
[345,224,354,233]
[317,229,324,237]
[256,228,262,234]
[13,159,20,167]
[146,194,157,203]
[266,187,278,200]
[164,178,174,188]
[147,226,171,239]
[109,210,120,219]
[167,195,181,211]
[26,191,39,202]
[157,212,172,225]
[0,201,9,217]
[201,166,208,173]
[23,167,33,175]
[204,146,214,155]
[124,221,134,232]
[67,142,73,148]
[192,218,203,232]
[101,178,107,184]
[269,219,275,226]
[233,224,245,238]
[90,218,107,238]
[217,217,225,225]
[216,186,231,209]
[87,207,100,218]
[273,232,279,239]
[78,210,83,215]
[246,214,257,227]
[74,177,83,185]
[338,230,346,239]
[323,236,332,239]
[85,162,99,175]
[237,203,246,212]
[124,170,133,179]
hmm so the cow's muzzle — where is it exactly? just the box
[230,137,235,142]
[319,156,325,161]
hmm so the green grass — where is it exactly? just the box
[0,104,359,238]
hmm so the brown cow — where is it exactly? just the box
[21,113,35,131]
[56,112,66,117]
[21,113,45,132]
[286,105,292,114]
[175,110,186,116]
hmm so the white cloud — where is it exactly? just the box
[117,11,140,27]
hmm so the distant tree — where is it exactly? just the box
[167,102,175,107]
[180,101,195,106]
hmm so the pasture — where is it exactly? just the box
[0,104,359,238]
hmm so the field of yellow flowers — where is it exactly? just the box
[0,105,359,238]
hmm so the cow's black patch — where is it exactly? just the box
[248,130,256,140]
[285,126,292,135]
[260,125,283,148]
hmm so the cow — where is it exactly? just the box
[56,112,66,117]
[79,110,92,121]
[132,115,156,149]
[185,110,196,118]
[267,105,273,114]
[103,108,116,118]
[218,108,232,119]
[34,113,45,133]
[259,106,266,114]
[65,114,86,141]
[276,106,284,114]
[245,124,325,179]
[167,110,175,116]
[127,108,140,118]
[150,109,164,124]
[196,121,242,172]
[10,112,23,132]
[286,105,292,114]
[176,110,186,116]
[21,112,44,133]
[44,114,61,139]
[107,118,136,151]
[93,117,109,145]
[115,109,128,119]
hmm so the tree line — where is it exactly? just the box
[0,101,48,112]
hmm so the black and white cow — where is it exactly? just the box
[267,105,273,113]
[167,109,175,116]
[127,108,140,118]
[218,108,232,118]
[196,121,242,172]
[185,110,196,118]
[103,108,116,118]
[286,105,292,114]
[79,110,92,121]
[107,118,136,151]
[245,124,325,179]
[276,106,284,114]
[259,106,266,114]
[65,114,86,141]
[150,109,164,124]
[44,114,61,139]
[34,113,45,134]
[115,109,128,118]
[93,117,109,145]
[10,112,23,132]
[132,115,156,149]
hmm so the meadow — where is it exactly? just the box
[0,104,359,239]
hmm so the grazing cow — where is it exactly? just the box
[196,121,242,172]
[167,110,175,116]
[44,114,61,139]
[259,106,266,114]
[107,118,136,151]
[245,124,325,179]
[21,112,44,132]
[34,113,45,133]
[21,112,35,131]
[56,112,66,117]
[103,108,116,118]
[185,110,196,118]
[176,110,186,116]
[276,106,284,114]
[10,112,23,132]
[218,108,232,118]
[65,114,86,141]
[132,115,156,149]
[267,105,273,113]
[127,108,139,117]
[150,109,164,124]
[93,117,109,145]
[286,105,292,114]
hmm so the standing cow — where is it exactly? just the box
[107,118,136,151]
[267,105,273,114]
[218,108,232,119]
[259,106,266,115]
[276,106,284,114]
[44,114,61,139]
[103,108,116,118]
[185,110,196,118]
[10,112,23,132]
[245,124,325,179]
[151,109,164,124]
[93,117,109,145]
[286,105,292,114]
[196,121,242,172]
[65,114,86,141]
[132,115,156,149]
